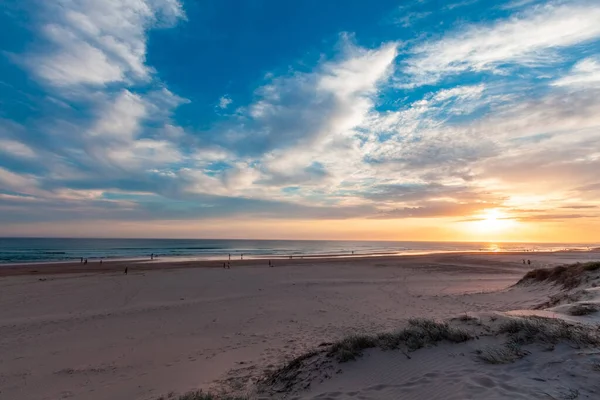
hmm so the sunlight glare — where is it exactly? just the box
[469,209,517,236]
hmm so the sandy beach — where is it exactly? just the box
[1,251,599,400]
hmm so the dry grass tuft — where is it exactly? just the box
[327,318,472,362]
[568,303,600,316]
[475,342,530,364]
[158,391,247,400]
[499,316,600,347]
[518,262,600,289]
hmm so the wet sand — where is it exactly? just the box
[1,250,596,277]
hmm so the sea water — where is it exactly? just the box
[0,238,596,264]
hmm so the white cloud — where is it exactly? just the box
[0,167,40,195]
[553,57,600,88]
[25,0,185,87]
[0,139,35,158]
[395,11,432,28]
[404,2,600,85]
[89,90,147,141]
[218,95,233,109]
[241,41,398,189]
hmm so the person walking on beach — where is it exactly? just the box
[80,257,83,263]
[124,267,128,275]
[241,253,244,260]
[228,253,231,261]
[527,259,531,265]
[84,258,88,265]
[151,253,154,261]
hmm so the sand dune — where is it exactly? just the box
[254,261,600,400]
[0,252,599,400]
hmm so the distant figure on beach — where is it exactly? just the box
[527,259,531,265]
[124,267,128,275]
[80,257,83,263]
[352,251,354,255]
[241,254,244,260]
[228,253,231,261]
[151,253,154,260]
[522,259,526,264]
[227,261,231,269]
[100,259,102,264]
[268,260,272,267]
[84,258,87,265]
[223,262,226,269]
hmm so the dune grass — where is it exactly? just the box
[158,391,247,400]
[475,342,530,364]
[518,262,600,289]
[499,316,600,347]
[329,318,472,362]
[568,303,600,316]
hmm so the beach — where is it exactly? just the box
[1,251,599,399]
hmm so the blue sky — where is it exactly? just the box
[1,0,600,240]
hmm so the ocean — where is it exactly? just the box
[0,238,596,264]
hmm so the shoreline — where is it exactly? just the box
[1,249,599,277]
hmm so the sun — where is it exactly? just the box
[471,208,516,235]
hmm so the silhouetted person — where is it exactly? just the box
[100,259,103,264]
[523,259,526,264]
[241,253,244,260]
[80,257,83,263]
[228,253,231,261]
[223,262,226,269]
[84,258,88,265]
[527,260,531,265]
[227,261,231,269]
[151,253,154,260]
[268,260,271,267]
[124,267,128,275]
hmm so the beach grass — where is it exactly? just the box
[568,303,600,316]
[475,342,530,364]
[499,316,600,346]
[328,318,472,362]
[518,262,600,289]
[158,391,247,400]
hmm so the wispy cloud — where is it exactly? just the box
[218,95,233,109]
[22,0,185,87]
[553,56,600,88]
[395,11,432,28]
[403,1,600,86]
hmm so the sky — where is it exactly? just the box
[0,0,599,242]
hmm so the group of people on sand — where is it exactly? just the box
[222,257,275,269]
[80,257,103,264]
[523,259,532,265]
